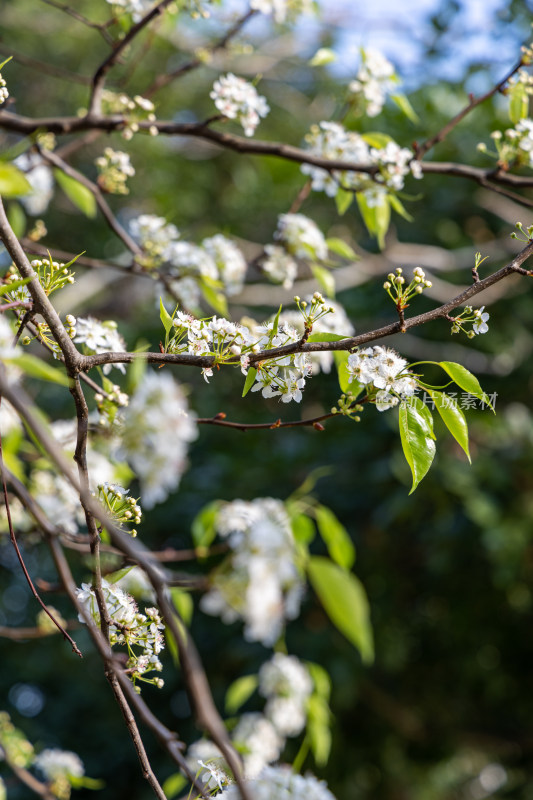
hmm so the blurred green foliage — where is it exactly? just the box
[2,1,533,798]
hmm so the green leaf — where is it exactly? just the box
[509,80,529,124]
[290,512,316,545]
[53,169,96,218]
[315,504,355,570]
[325,237,358,260]
[225,674,258,714]
[388,194,414,222]
[162,773,187,800]
[0,276,31,297]
[307,694,332,767]
[335,188,353,216]
[7,202,26,238]
[333,351,363,397]
[310,263,335,298]
[170,587,193,626]
[308,556,374,663]
[429,389,471,462]
[106,566,134,584]
[69,776,105,791]
[309,47,337,66]
[356,192,391,249]
[191,501,220,549]
[438,361,492,409]
[391,93,420,123]
[307,332,346,343]
[306,661,331,699]
[0,163,32,197]
[242,366,257,397]
[159,297,174,335]
[399,396,436,494]
[271,303,283,338]
[200,279,228,317]
[0,56,13,71]
[361,132,394,149]
[8,354,71,387]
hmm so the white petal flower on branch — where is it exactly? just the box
[219,765,338,800]
[232,713,283,778]
[349,48,396,117]
[472,306,490,334]
[262,244,298,289]
[275,213,328,261]
[74,317,127,374]
[34,749,84,780]
[211,73,270,137]
[202,234,247,296]
[13,152,54,216]
[200,498,304,645]
[119,370,198,508]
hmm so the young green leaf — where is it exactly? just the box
[325,237,358,260]
[191,501,220,549]
[6,202,26,238]
[290,512,316,545]
[310,264,335,298]
[335,188,353,216]
[0,277,31,297]
[309,47,337,66]
[162,773,187,800]
[159,297,174,335]
[356,191,391,249]
[8,354,71,387]
[391,93,420,123]
[271,304,283,338]
[53,169,97,218]
[242,366,257,397]
[225,674,258,714]
[509,80,529,124]
[0,163,32,197]
[307,332,347,343]
[429,389,471,462]
[307,556,374,663]
[200,280,228,317]
[307,694,332,766]
[438,361,493,409]
[388,193,414,222]
[399,397,436,493]
[315,504,356,570]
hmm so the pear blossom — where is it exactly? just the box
[349,48,396,117]
[473,306,490,334]
[211,73,270,137]
[219,765,338,800]
[13,152,54,216]
[34,749,84,781]
[275,213,328,261]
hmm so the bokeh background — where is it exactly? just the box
[2,0,533,797]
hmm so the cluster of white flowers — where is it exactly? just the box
[0,315,20,362]
[346,346,417,411]
[275,213,328,261]
[200,498,304,645]
[74,317,127,375]
[259,653,313,737]
[280,298,353,375]
[95,147,135,194]
[301,122,421,203]
[211,73,270,137]
[489,119,533,168]
[250,0,313,22]
[13,152,54,216]
[97,482,142,537]
[105,0,154,24]
[75,579,165,687]
[34,749,84,781]
[220,766,338,800]
[168,312,254,381]
[129,213,180,262]
[349,48,396,117]
[249,321,311,403]
[100,90,157,138]
[0,72,8,105]
[118,370,197,508]
[203,234,247,296]
[262,245,298,289]
[450,305,490,338]
[129,214,248,304]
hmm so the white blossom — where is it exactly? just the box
[0,72,8,105]
[95,147,135,194]
[119,370,197,508]
[200,498,304,646]
[129,213,180,262]
[259,653,313,737]
[211,73,270,137]
[275,213,328,261]
[74,317,127,375]
[262,244,298,289]
[280,299,353,375]
[232,714,283,778]
[473,306,490,335]
[349,48,396,117]
[219,765,338,800]
[105,0,154,23]
[13,153,54,216]
[34,749,84,780]
[250,0,313,22]
[202,234,247,296]
[347,346,416,410]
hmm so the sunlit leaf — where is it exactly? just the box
[399,396,436,493]
[225,674,258,714]
[54,169,97,218]
[315,504,356,569]
[429,389,471,462]
[0,163,32,197]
